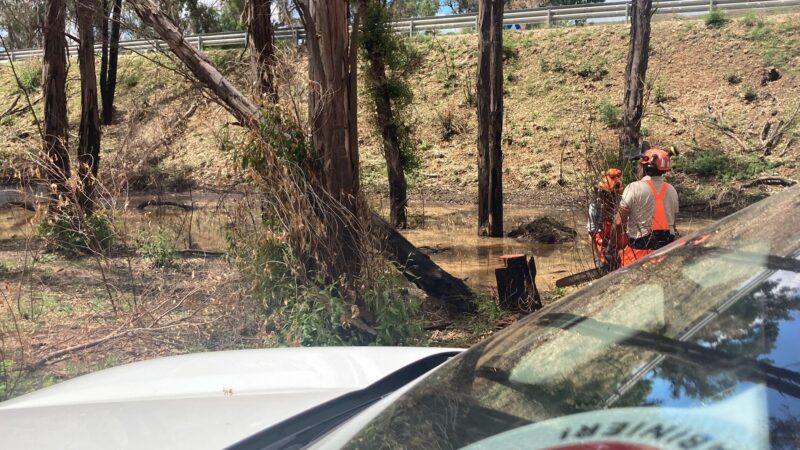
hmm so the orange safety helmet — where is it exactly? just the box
[639,148,672,172]
[598,168,624,193]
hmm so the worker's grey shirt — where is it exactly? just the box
[619,176,679,239]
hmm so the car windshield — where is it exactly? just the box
[345,187,800,450]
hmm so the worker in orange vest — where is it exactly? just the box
[613,148,679,266]
[587,168,624,271]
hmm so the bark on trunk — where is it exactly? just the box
[129,0,261,127]
[100,0,109,106]
[102,0,123,125]
[248,0,276,101]
[362,1,409,229]
[476,0,504,237]
[619,0,652,158]
[42,0,71,200]
[129,0,474,308]
[298,0,363,275]
[77,0,102,214]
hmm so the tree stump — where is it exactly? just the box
[495,254,542,313]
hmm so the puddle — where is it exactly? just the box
[1,190,714,293]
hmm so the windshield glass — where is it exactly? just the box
[345,187,800,450]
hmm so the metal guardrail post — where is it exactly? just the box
[293,28,299,46]
[625,3,631,22]
[9,50,14,62]
[547,8,553,26]
[197,35,203,50]
[409,18,414,37]
[709,0,715,11]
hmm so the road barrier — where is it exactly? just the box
[1,0,798,63]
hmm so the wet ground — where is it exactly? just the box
[1,190,715,293]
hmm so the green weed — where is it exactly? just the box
[577,58,608,81]
[741,83,758,102]
[16,62,41,94]
[723,71,741,84]
[135,228,179,268]
[653,79,667,103]
[704,8,728,28]
[597,98,621,127]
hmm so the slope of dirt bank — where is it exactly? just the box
[0,13,797,208]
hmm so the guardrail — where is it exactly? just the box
[1,0,798,63]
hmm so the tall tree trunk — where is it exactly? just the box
[42,0,70,204]
[297,0,362,276]
[248,0,276,101]
[476,0,504,237]
[100,0,109,106]
[102,0,123,125]
[372,57,408,229]
[360,0,408,229]
[619,0,652,158]
[77,0,102,214]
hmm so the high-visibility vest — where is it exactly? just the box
[644,179,670,232]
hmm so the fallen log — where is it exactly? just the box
[136,200,193,211]
[130,0,475,311]
[741,176,797,188]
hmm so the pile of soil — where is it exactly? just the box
[507,216,577,244]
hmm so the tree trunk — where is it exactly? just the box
[100,0,109,107]
[362,1,408,229]
[102,0,123,125]
[619,0,652,158]
[77,0,102,214]
[476,0,504,237]
[128,0,474,308]
[42,0,71,202]
[248,0,276,101]
[298,0,363,276]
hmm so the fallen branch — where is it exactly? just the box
[1,95,20,117]
[24,326,134,370]
[136,200,193,211]
[699,120,749,152]
[741,177,797,188]
[177,249,226,258]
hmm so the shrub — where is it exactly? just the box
[37,212,114,255]
[704,8,728,28]
[741,84,758,102]
[746,22,772,41]
[598,98,621,127]
[577,58,608,81]
[501,39,519,61]
[16,63,41,94]
[135,229,178,268]
[675,150,773,181]
[435,107,464,141]
[723,71,741,84]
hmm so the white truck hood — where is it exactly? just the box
[0,346,460,450]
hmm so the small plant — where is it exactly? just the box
[598,98,621,127]
[723,71,741,84]
[136,229,178,268]
[740,12,760,27]
[577,59,608,81]
[653,80,667,103]
[435,106,463,141]
[539,57,565,74]
[16,62,41,94]
[704,8,728,28]
[747,21,772,41]
[37,212,114,255]
[501,39,519,61]
[741,84,758,102]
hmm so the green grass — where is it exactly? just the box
[15,62,41,94]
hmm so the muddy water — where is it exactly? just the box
[1,191,714,293]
